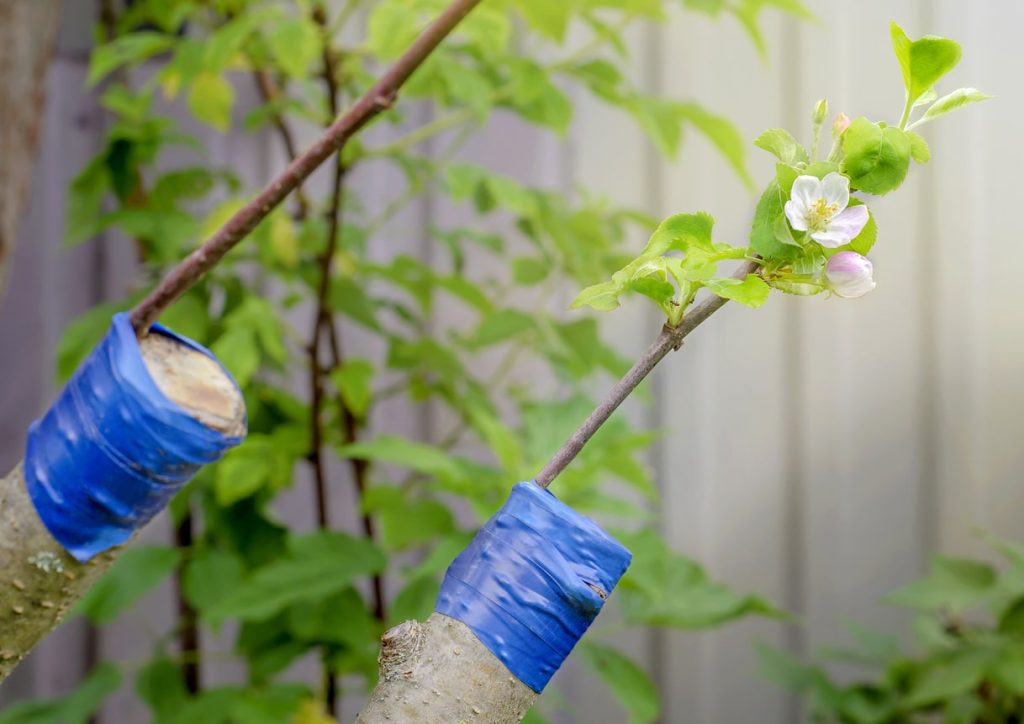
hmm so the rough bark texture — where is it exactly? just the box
[356,614,537,723]
[0,332,245,682]
[0,0,63,295]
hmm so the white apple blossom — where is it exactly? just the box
[825,251,876,298]
[784,172,869,248]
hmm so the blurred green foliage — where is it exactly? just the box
[759,532,1024,723]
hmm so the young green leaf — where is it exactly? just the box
[841,118,911,195]
[890,22,962,107]
[187,71,235,132]
[754,128,810,166]
[268,18,322,77]
[330,358,375,419]
[705,274,770,308]
[577,643,661,724]
[571,280,624,312]
[907,130,930,163]
[918,87,992,125]
[644,212,715,255]
[678,102,754,189]
[204,533,385,625]
[182,549,244,614]
[88,32,176,86]
[76,546,180,624]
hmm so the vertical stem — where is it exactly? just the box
[326,321,387,622]
[174,514,200,693]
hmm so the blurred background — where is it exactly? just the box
[0,0,1020,722]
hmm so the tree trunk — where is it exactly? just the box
[0,0,63,295]
[0,330,246,682]
[356,614,536,724]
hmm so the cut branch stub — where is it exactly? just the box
[0,319,245,682]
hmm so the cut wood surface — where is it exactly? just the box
[356,613,537,723]
[0,331,245,683]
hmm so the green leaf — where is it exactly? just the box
[187,71,234,132]
[214,434,295,506]
[464,309,536,349]
[329,278,381,331]
[907,130,930,163]
[706,274,770,308]
[571,280,623,312]
[755,642,821,693]
[0,663,121,724]
[77,546,179,624]
[367,2,421,60]
[903,651,992,708]
[389,575,441,625]
[210,326,260,388]
[136,656,188,723]
[644,212,715,255]
[629,96,683,157]
[990,649,1024,695]
[512,0,574,41]
[286,586,375,647]
[577,643,660,724]
[678,103,754,188]
[205,532,385,625]
[616,529,781,628]
[268,17,322,77]
[56,301,126,383]
[887,556,997,612]
[841,118,911,195]
[750,180,800,261]
[919,87,992,124]
[365,487,455,551]
[182,549,244,614]
[890,22,962,106]
[65,155,111,245]
[89,32,176,86]
[337,435,462,480]
[753,128,809,166]
[330,358,374,419]
[512,256,551,285]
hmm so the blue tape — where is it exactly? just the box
[435,481,631,692]
[24,313,245,562]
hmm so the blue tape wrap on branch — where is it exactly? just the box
[435,481,631,693]
[24,313,245,562]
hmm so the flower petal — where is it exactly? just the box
[790,175,822,214]
[784,200,808,231]
[820,172,850,211]
[826,251,876,298]
[814,205,869,246]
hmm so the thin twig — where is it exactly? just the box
[308,8,345,713]
[251,68,310,219]
[534,260,759,488]
[128,0,485,335]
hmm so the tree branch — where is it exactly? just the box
[534,260,759,488]
[127,0,485,335]
[0,334,246,683]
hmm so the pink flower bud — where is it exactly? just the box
[826,251,875,298]
[832,112,851,137]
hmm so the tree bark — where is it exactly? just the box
[0,0,63,296]
[356,614,536,724]
[0,331,245,683]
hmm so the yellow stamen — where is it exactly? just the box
[806,198,839,232]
